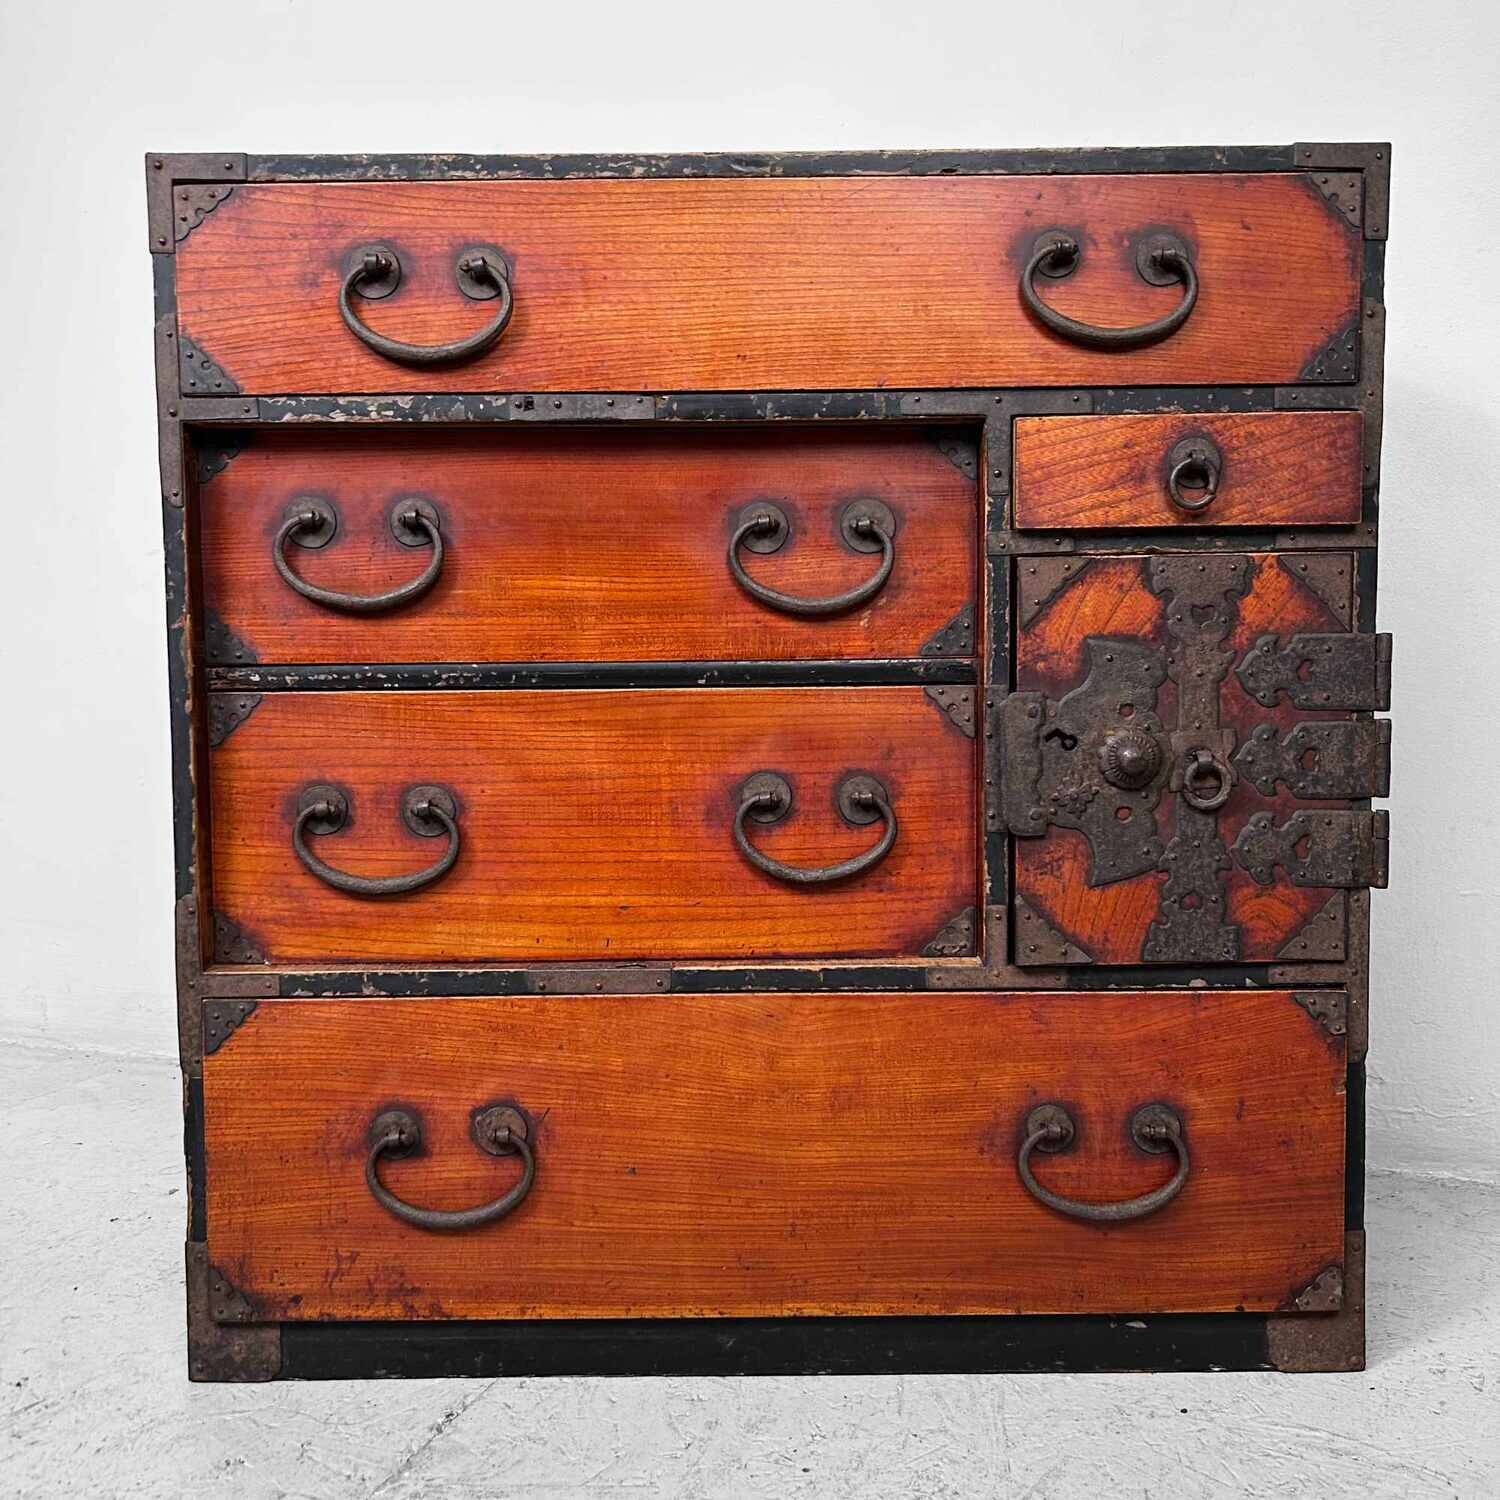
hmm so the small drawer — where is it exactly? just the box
[1013,412,1364,530]
[197,426,977,665]
[207,686,976,964]
[200,989,1347,1321]
[173,174,1360,394]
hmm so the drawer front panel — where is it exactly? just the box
[202,990,1347,1320]
[175,175,1359,394]
[208,688,975,963]
[1013,411,1363,530]
[199,427,977,665]
[1006,551,1390,966]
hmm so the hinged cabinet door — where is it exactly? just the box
[1001,551,1390,966]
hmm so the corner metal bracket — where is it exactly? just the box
[1290,989,1348,1039]
[1302,170,1362,232]
[203,1000,259,1056]
[172,184,235,244]
[924,685,976,737]
[1298,319,1360,384]
[1012,894,1092,966]
[1281,1262,1344,1313]
[924,907,1066,991]
[208,692,262,747]
[213,912,267,965]
[919,604,975,659]
[185,1244,280,1380]
[921,906,977,958]
[180,334,242,397]
[1293,142,1391,239]
[1276,893,1348,963]
[1017,556,1091,628]
[194,431,248,485]
[1266,1230,1364,1371]
[1277,554,1354,630]
[146,152,246,253]
[203,609,259,667]
[928,430,978,479]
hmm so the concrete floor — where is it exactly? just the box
[1,1041,1495,1499]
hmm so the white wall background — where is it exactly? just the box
[1,0,1495,1185]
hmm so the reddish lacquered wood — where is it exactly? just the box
[1013,412,1364,530]
[198,426,977,664]
[175,175,1360,393]
[208,688,975,963]
[202,989,1346,1319]
[1014,552,1356,964]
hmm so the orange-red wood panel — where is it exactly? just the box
[202,990,1347,1319]
[1013,552,1357,964]
[208,688,976,963]
[198,426,977,664]
[1013,411,1364,530]
[175,175,1360,393]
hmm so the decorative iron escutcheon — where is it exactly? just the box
[365,1104,534,1231]
[1000,554,1393,965]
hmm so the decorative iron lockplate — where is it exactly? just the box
[1003,552,1390,966]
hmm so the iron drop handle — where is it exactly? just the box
[1166,436,1223,513]
[728,500,896,617]
[365,1104,535,1232]
[1020,231,1198,351]
[1017,1103,1189,1223]
[274,497,445,615]
[733,771,896,885]
[339,244,514,365]
[293,784,460,897]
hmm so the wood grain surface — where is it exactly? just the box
[208,688,976,962]
[1014,552,1357,963]
[199,426,977,664]
[202,989,1346,1319]
[1013,411,1363,530]
[175,175,1360,393]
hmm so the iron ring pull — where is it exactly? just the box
[1166,438,1223,513]
[1020,232,1198,351]
[339,247,514,366]
[274,500,444,615]
[1016,1103,1189,1224]
[365,1106,535,1232]
[728,502,896,617]
[293,785,460,897]
[733,772,897,885]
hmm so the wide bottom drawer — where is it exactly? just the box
[201,990,1346,1321]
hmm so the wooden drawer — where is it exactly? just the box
[207,687,976,964]
[198,426,977,665]
[201,990,1347,1320]
[174,174,1360,395]
[1013,411,1364,530]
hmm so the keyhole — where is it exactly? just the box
[1043,727,1079,752]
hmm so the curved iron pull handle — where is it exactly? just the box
[339,244,514,366]
[274,497,445,615]
[1166,436,1223,513]
[293,784,460,896]
[365,1104,534,1232]
[1017,1102,1189,1223]
[728,500,896,617]
[733,771,896,885]
[1020,231,1198,351]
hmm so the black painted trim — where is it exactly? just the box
[279,1311,1273,1379]
[207,659,977,691]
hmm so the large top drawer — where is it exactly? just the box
[173,174,1361,395]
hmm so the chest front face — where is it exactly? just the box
[150,143,1390,1382]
